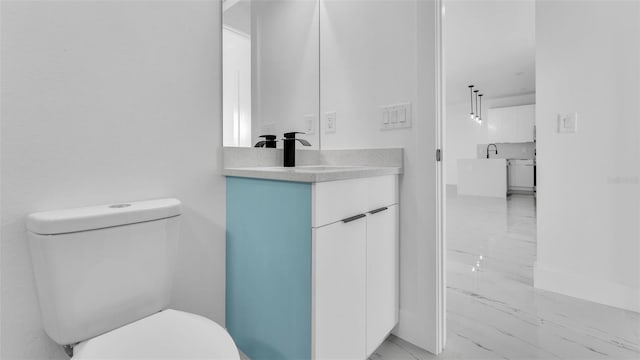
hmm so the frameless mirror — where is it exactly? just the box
[223,0,320,149]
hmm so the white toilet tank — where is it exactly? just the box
[26,198,182,346]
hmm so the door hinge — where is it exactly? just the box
[436,149,442,162]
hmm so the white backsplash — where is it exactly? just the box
[477,142,535,160]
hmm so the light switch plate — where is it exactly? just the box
[304,114,317,135]
[390,108,398,124]
[382,108,390,124]
[557,112,578,133]
[398,107,407,123]
[381,102,412,130]
[325,112,337,133]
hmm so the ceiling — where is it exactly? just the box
[444,0,535,105]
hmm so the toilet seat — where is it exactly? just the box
[72,309,240,359]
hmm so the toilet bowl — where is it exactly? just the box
[26,199,239,359]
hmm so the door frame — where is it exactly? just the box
[434,0,446,354]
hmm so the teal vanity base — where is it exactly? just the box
[226,177,312,360]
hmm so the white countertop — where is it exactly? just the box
[223,165,402,183]
[457,159,507,198]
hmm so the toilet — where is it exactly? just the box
[26,198,240,359]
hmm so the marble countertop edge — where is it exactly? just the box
[222,166,402,183]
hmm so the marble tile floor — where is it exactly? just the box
[370,189,640,360]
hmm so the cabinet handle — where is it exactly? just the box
[368,207,388,215]
[341,213,366,223]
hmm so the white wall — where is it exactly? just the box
[251,0,319,148]
[443,0,535,105]
[535,0,640,312]
[223,27,252,147]
[0,1,225,358]
[445,94,535,185]
[320,0,441,352]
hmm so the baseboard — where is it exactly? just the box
[534,263,640,313]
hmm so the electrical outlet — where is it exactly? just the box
[325,112,337,133]
[304,114,317,135]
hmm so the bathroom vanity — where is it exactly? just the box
[224,151,401,360]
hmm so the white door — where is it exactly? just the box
[313,218,366,360]
[366,205,399,356]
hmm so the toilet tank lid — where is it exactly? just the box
[27,198,182,235]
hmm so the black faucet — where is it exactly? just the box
[254,135,277,148]
[486,144,498,159]
[283,132,311,167]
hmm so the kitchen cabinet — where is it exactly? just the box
[508,159,535,192]
[487,104,535,143]
[226,174,398,360]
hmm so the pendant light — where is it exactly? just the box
[468,85,485,124]
[468,85,475,119]
[474,90,479,122]
[478,94,483,123]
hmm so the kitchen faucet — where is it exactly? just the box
[486,144,498,159]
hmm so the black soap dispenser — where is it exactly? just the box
[254,135,277,148]
[283,132,311,167]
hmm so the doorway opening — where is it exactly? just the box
[439,1,640,358]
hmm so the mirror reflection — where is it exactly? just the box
[223,0,319,149]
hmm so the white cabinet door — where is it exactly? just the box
[313,218,366,360]
[365,205,399,357]
[487,104,535,143]
[509,162,534,189]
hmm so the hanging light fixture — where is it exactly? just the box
[468,85,475,119]
[474,89,479,122]
[468,85,485,124]
[478,94,483,123]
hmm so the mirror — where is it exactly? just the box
[223,0,320,149]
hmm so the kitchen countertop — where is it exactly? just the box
[223,165,402,183]
[457,159,507,198]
